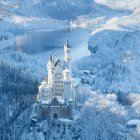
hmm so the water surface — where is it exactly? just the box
[15,28,91,63]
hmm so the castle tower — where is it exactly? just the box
[63,41,72,100]
[64,40,71,69]
[47,53,54,85]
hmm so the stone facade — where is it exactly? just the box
[37,97,73,120]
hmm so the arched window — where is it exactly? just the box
[53,113,58,119]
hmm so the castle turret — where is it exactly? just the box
[63,69,72,100]
[64,40,71,69]
[47,53,54,85]
[63,41,72,100]
[64,40,71,82]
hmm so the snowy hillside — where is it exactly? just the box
[19,0,93,20]
[0,0,131,31]
[0,50,46,139]
[76,29,140,93]
[0,0,93,31]
[95,0,140,11]
[70,0,130,28]
[0,50,46,79]
[75,0,140,94]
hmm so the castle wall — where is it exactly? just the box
[38,103,73,120]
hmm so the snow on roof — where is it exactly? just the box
[41,80,47,85]
[81,70,90,74]
[54,59,60,67]
[53,58,64,68]
[69,98,73,102]
[54,96,64,104]
[58,118,74,123]
[41,99,51,104]
[31,118,37,122]
[63,68,70,73]
[39,80,47,89]
[40,96,64,105]
[39,85,44,89]
[126,119,140,126]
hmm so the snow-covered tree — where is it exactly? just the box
[81,93,128,140]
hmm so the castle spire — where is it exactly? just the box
[65,40,70,48]
[47,52,54,85]
[64,40,71,68]
[49,51,53,61]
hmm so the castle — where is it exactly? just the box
[36,41,75,120]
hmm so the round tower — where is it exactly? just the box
[64,40,71,83]
[47,54,54,85]
[63,69,72,100]
[63,41,72,100]
[64,40,71,69]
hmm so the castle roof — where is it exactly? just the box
[51,96,64,104]
[126,119,140,126]
[49,53,53,61]
[54,59,64,68]
[63,68,70,73]
[58,118,74,124]
[54,59,60,67]
[65,40,70,48]
[41,96,64,105]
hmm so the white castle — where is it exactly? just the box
[36,41,75,120]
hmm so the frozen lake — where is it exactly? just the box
[14,28,91,63]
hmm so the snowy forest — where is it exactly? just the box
[1,0,140,140]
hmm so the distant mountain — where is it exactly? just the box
[0,0,130,31]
